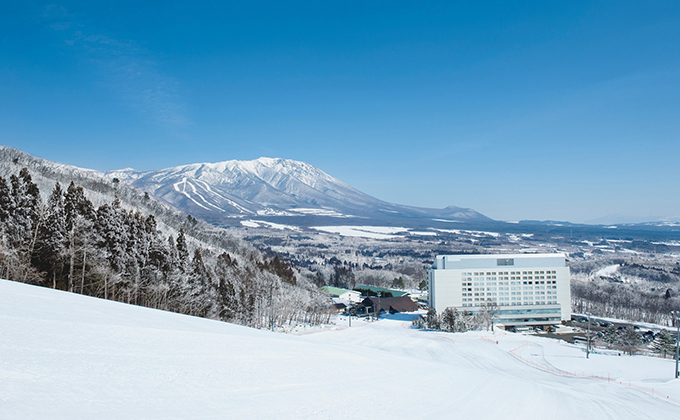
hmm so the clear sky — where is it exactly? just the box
[2,1,679,223]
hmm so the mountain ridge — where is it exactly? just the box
[103,156,491,226]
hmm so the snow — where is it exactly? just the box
[312,225,408,239]
[596,264,620,277]
[652,241,680,247]
[256,208,294,216]
[288,208,348,217]
[435,228,501,237]
[258,221,300,231]
[2,279,679,420]
[409,230,438,236]
[240,220,300,230]
[172,177,227,212]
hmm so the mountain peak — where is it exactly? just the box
[100,156,489,225]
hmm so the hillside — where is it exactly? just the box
[2,279,678,419]
[0,145,323,330]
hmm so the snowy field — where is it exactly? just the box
[1,279,679,420]
[311,225,409,239]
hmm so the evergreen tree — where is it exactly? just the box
[181,249,214,317]
[33,182,67,287]
[7,168,41,250]
[441,308,458,332]
[426,308,440,330]
[64,181,95,228]
[215,252,239,321]
[94,200,128,273]
[189,249,211,289]
[618,326,642,355]
[63,182,96,292]
[175,229,189,272]
[602,324,619,349]
[3,169,43,283]
[652,330,677,358]
[167,235,178,267]
[0,175,12,224]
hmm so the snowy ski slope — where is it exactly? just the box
[1,279,679,419]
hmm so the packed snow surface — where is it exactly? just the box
[2,279,679,420]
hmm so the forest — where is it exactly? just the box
[0,168,329,329]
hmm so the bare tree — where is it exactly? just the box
[479,299,499,331]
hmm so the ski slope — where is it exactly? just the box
[1,279,679,419]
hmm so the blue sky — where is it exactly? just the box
[1,1,679,223]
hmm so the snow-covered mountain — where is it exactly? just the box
[105,157,490,225]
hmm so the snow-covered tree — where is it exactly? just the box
[652,330,677,359]
[0,168,329,331]
[426,308,440,330]
[618,326,642,355]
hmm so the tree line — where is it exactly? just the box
[412,301,499,332]
[571,280,680,326]
[0,168,329,329]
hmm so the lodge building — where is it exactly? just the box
[427,253,571,327]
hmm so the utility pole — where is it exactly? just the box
[672,311,680,379]
[586,313,591,359]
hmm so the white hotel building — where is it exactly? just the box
[427,253,571,327]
